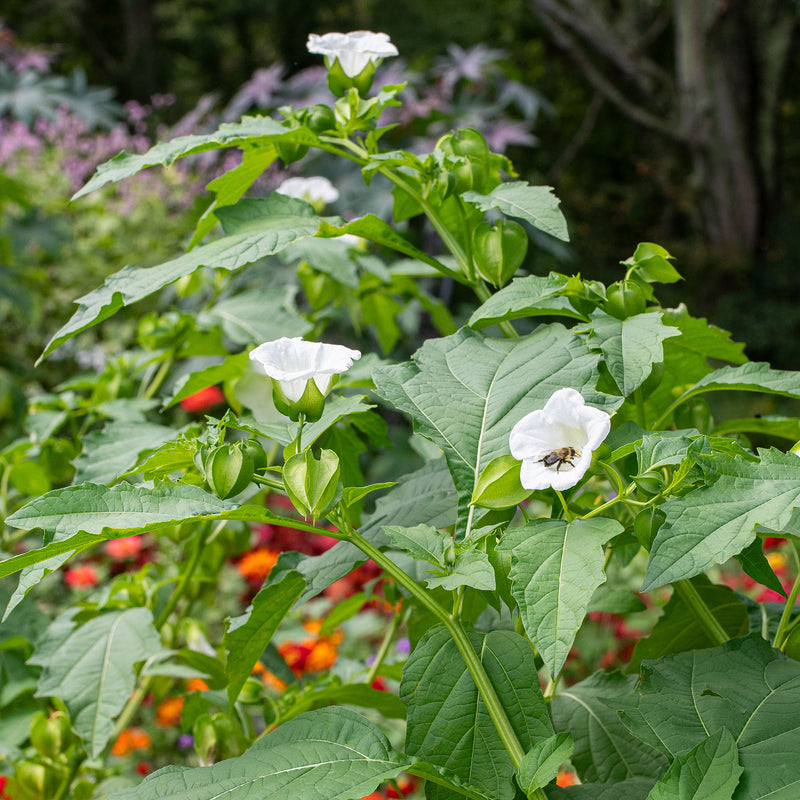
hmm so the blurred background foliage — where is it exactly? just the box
[1,0,799,379]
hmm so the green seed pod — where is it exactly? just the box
[275,139,310,166]
[242,439,268,474]
[436,128,491,194]
[14,760,59,800]
[471,454,531,509]
[471,219,529,287]
[604,279,647,319]
[203,443,255,500]
[283,449,342,521]
[305,104,337,135]
[30,710,74,760]
[634,506,665,551]
[237,676,264,705]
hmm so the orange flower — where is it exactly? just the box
[155,696,184,727]
[64,564,99,588]
[304,638,339,672]
[111,727,151,756]
[278,625,342,676]
[237,548,280,582]
[767,551,788,574]
[105,536,143,559]
[556,770,577,787]
[180,385,225,412]
[262,670,288,692]
[186,678,209,693]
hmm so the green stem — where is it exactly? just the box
[140,355,173,400]
[364,605,409,686]
[106,522,219,756]
[343,524,528,771]
[51,752,86,800]
[554,490,573,521]
[154,522,215,630]
[673,579,728,646]
[773,541,800,649]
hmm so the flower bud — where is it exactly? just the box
[471,455,531,509]
[471,219,528,287]
[283,449,342,521]
[634,506,665,551]
[203,443,255,500]
[237,676,264,705]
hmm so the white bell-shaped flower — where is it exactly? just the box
[509,388,611,491]
[276,176,339,206]
[249,337,361,421]
[306,31,398,78]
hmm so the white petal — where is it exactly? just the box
[509,409,557,459]
[276,176,339,204]
[249,338,361,386]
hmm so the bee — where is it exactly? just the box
[537,446,580,472]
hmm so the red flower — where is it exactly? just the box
[64,564,99,588]
[180,385,225,412]
[105,535,143,559]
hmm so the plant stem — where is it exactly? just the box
[673,579,728,646]
[154,522,217,630]
[140,355,173,400]
[365,604,410,686]
[773,540,800,649]
[343,524,528,771]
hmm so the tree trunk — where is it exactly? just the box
[530,0,798,265]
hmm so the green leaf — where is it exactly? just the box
[643,449,800,590]
[224,571,305,706]
[587,585,647,615]
[401,626,554,800]
[711,416,800,442]
[468,275,586,330]
[622,243,682,285]
[384,524,448,566]
[645,728,741,800]
[736,539,787,597]
[673,362,800,408]
[614,634,800,799]
[286,682,407,721]
[577,311,680,396]
[318,215,454,277]
[462,182,569,241]
[39,195,322,362]
[628,578,749,671]
[551,670,668,784]
[103,706,492,800]
[1,484,307,579]
[73,420,177,484]
[282,237,359,287]
[548,779,657,799]
[189,143,278,248]
[2,553,74,621]
[517,732,573,795]
[498,518,623,676]
[164,355,248,409]
[197,293,311,347]
[425,549,495,592]
[6,481,239,539]
[374,326,617,537]
[29,608,161,757]
[73,116,314,199]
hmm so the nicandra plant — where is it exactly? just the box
[3,28,800,800]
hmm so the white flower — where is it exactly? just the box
[249,337,361,421]
[509,388,611,491]
[276,176,339,205]
[307,31,398,78]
